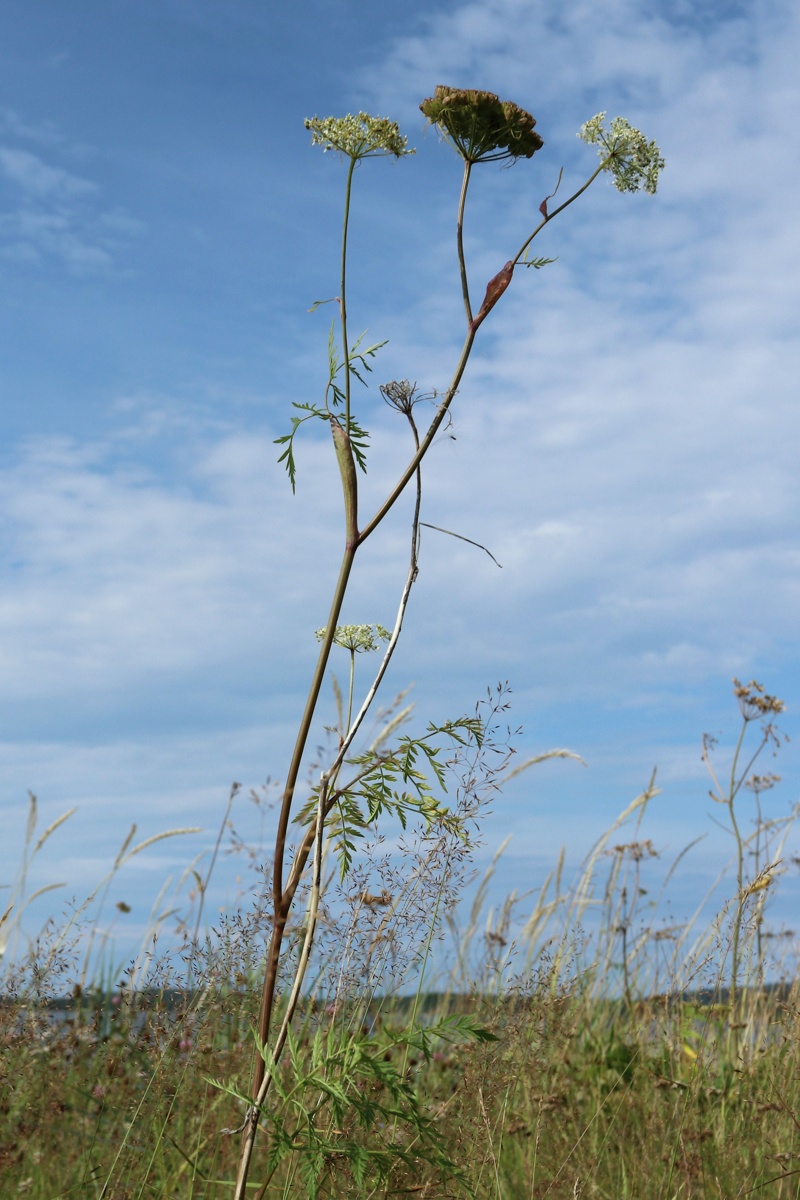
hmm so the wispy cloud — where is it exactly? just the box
[0,120,142,273]
[0,107,65,148]
[0,146,95,199]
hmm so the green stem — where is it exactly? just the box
[234,772,329,1200]
[346,648,355,735]
[457,159,473,326]
[250,542,357,1101]
[513,160,607,267]
[341,157,356,428]
[249,158,362,1110]
[727,718,748,1019]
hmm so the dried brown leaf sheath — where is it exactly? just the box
[470,260,515,332]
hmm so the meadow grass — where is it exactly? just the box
[3,687,799,1200]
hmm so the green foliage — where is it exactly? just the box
[295,716,482,879]
[208,1010,499,1197]
[274,402,329,492]
[274,403,371,492]
[274,326,381,490]
[520,252,558,269]
[4,674,800,1199]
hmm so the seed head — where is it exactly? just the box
[380,380,423,416]
[732,678,785,722]
[420,86,543,164]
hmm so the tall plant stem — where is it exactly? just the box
[341,156,356,426]
[250,157,361,1107]
[727,718,748,1019]
[238,497,424,1192]
[457,159,473,325]
[234,768,329,1200]
[250,543,356,1099]
[243,318,468,1182]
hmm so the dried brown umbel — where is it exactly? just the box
[733,678,785,722]
[420,86,543,163]
[380,380,424,416]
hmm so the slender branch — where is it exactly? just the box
[358,165,611,547]
[727,716,749,1018]
[456,160,473,326]
[358,327,475,544]
[513,160,607,267]
[341,157,356,427]
[420,521,502,568]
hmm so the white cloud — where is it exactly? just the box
[0,107,64,148]
[0,132,141,273]
[0,147,95,198]
[0,423,336,699]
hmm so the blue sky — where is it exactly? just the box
[2,0,800,977]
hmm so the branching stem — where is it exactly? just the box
[513,161,607,267]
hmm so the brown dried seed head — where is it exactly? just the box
[420,85,543,163]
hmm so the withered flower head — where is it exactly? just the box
[380,380,422,415]
[420,86,543,164]
[732,678,785,722]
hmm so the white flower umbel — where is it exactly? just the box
[315,623,391,654]
[304,113,413,161]
[578,112,664,195]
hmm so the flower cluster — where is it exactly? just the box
[304,113,413,161]
[578,113,665,195]
[733,678,785,722]
[420,86,543,163]
[315,623,391,653]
